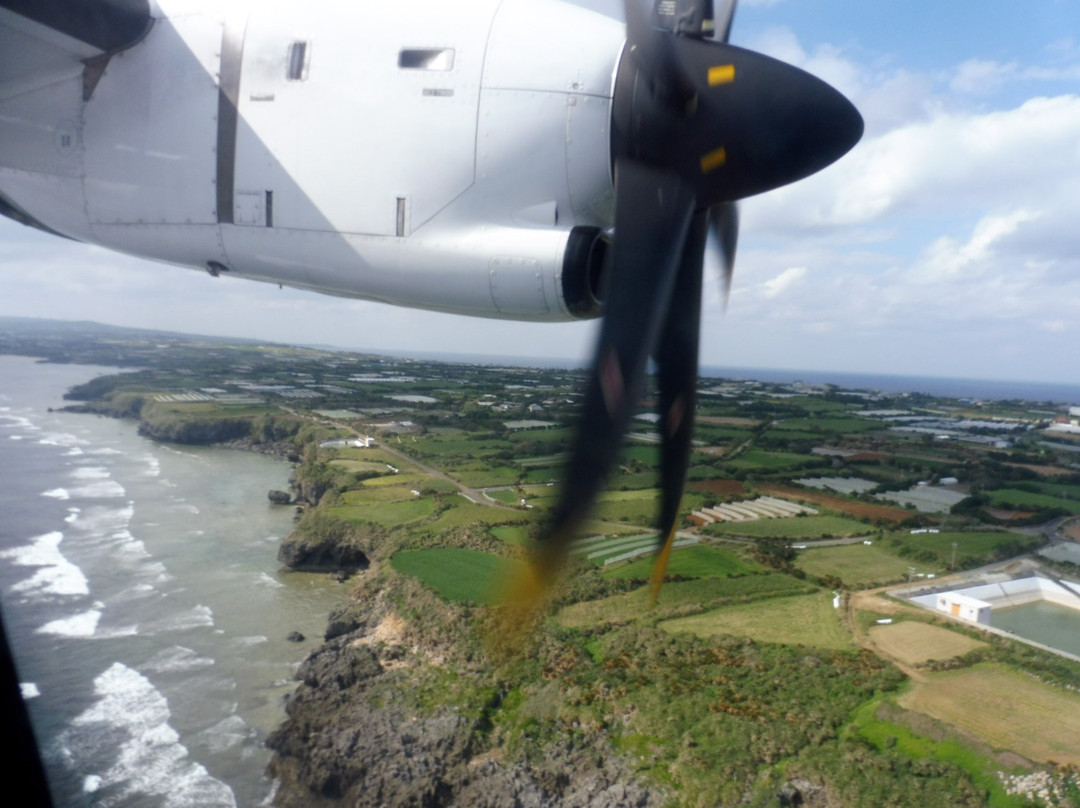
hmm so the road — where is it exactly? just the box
[279,406,513,511]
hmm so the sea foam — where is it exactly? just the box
[65,662,236,808]
[37,608,102,637]
[0,531,90,598]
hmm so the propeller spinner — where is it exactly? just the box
[508,0,862,610]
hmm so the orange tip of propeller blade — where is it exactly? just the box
[649,527,678,608]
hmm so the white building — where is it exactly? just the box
[935,592,991,625]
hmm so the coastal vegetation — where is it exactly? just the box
[5,317,1080,807]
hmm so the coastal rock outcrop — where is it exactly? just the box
[266,604,665,808]
[277,512,374,573]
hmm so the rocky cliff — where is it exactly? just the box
[265,573,664,808]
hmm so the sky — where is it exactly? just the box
[1,0,1078,383]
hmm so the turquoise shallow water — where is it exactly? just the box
[0,356,342,807]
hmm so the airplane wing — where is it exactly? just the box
[0,0,151,232]
[0,0,150,63]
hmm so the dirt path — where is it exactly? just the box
[845,588,928,682]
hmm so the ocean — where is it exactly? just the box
[0,355,342,807]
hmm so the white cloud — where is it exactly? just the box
[950,59,1020,94]
[760,266,807,298]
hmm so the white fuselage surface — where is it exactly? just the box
[0,0,623,320]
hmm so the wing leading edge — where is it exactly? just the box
[0,0,151,56]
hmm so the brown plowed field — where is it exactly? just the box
[869,621,987,667]
[757,484,911,523]
[1005,462,1076,477]
[697,416,762,427]
[688,479,747,497]
[983,507,1036,522]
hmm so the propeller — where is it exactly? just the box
[506,0,863,611]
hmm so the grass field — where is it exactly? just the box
[362,473,426,488]
[986,488,1080,514]
[796,543,917,586]
[490,525,530,544]
[451,465,521,487]
[899,663,1080,765]
[705,515,871,540]
[771,416,882,434]
[660,591,853,650]
[722,449,824,472]
[391,548,514,604]
[589,488,708,525]
[891,530,1040,565]
[1025,480,1080,500]
[556,573,816,628]
[332,448,423,474]
[485,488,523,506]
[330,496,436,527]
[868,621,987,666]
[340,486,417,505]
[603,545,758,580]
[423,500,533,532]
[329,459,394,475]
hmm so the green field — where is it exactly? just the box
[515,453,568,468]
[986,488,1080,514]
[451,465,521,487]
[604,544,758,580]
[362,473,426,488]
[850,699,1027,808]
[425,498,538,532]
[391,548,514,603]
[340,486,416,505]
[485,488,523,506]
[694,426,754,445]
[410,436,513,457]
[890,530,1041,565]
[1024,480,1080,501]
[704,515,872,539]
[330,496,436,527]
[620,444,661,467]
[771,416,881,434]
[591,488,708,524]
[722,449,825,472]
[661,591,852,650]
[417,478,461,495]
[796,543,918,587]
[490,525,530,544]
[329,459,394,475]
[557,573,817,627]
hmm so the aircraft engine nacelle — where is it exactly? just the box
[224,222,609,322]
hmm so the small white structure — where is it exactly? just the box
[935,592,991,625]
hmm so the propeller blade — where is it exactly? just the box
[709,201,739,309]
[650,208,708,605]
[622,0,695,107]
[527,158,696,586]
[503,0,863,622]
